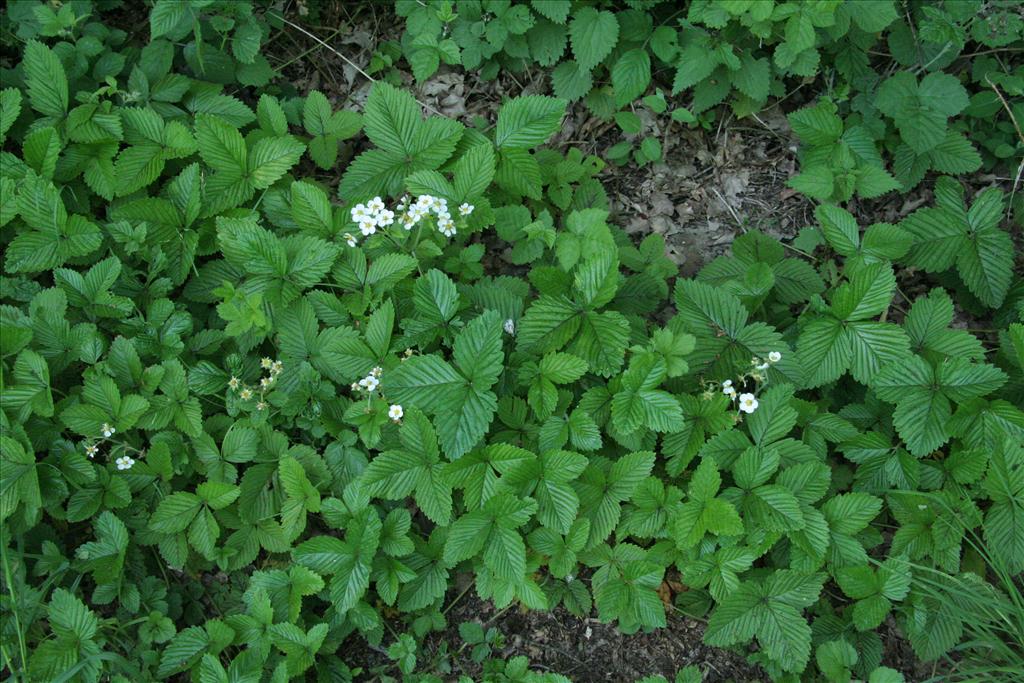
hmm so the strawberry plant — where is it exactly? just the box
[1,2,1022,683]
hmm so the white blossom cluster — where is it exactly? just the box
[344,194,474,246]
[82,422,139,471]
[229,357,283,411]
[718,351,784,415]
[352,366,383,393]
[347,366,404,424]
[350,196,394,236]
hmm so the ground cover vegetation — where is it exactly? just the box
[0,0,1022,681]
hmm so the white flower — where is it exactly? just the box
[430,196,446,211]
[101,423,115,438]
[724,386,737,400]
[359,219,377,236]
[358,375,380,392]
[459,202,474,216]
[271,361,283,375]
[261,357,273,369]
[256,401,268,411]
[722,380,733,389]
[228,376,241,390]
[401,213,418,230]
[438,218,456,237]
[350,204,370,222]
[503,319,516,335]
[435,209,451,222]
[768,351,782,363]
[345,233,358,247]
[260,377,273,389]
[738,393,759,414]
[115,455,135,471]
[375,209,395,227]
[85,444,98,458]
[371,366,383,377]
[388,404,404,420]
[367,196,385,213]
[415,194,433,209]
[239,388,253,400]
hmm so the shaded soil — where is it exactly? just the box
[344,589,766,682]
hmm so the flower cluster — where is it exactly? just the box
[722,381,760,414]
[229,357,283,411]
[83,422,137,471]
[352,366,383,393]
[750,351,783,376]
[345,194,474,246]
[710,350,785,416]
[350,196,395,236]
[402,194,464,237]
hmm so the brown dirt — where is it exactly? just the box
[343,589,766,682]
[593,108,813,277]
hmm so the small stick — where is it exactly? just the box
[985,76,1024,221]
[269,11,445,117]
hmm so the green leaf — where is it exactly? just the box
[363,409,452,525]
[816,204,859,256]
[569,8,619,70]
[157,626,209,678]
[831,263,896,322]
[788,100,842,146]
[195,114,247,174]
[248,135,305,189]
[531,0,570,23]
[957,221,1013,309]
[0,88,23,142]
[0,436,41,521]
[551,60,594,102]
[388,313,503,460]
[150,0,187,38]
[612,49,651,107]
[495,96,567,149]
[444,493,537,579]
[293,508,381,613]
[24,41,68,119]
[983,438,1024,573]
[705,571,825,673]
[876,72,968,153]
[797,316,851,388]
[150,492,202,534]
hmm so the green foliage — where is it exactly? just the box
[395,0,1022,183]
[1,2,1022,683]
